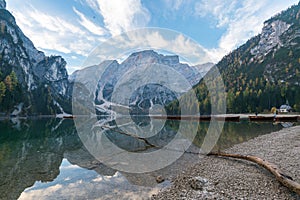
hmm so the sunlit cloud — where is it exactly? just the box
[11,4,105,58]
[73,7,107,36]
[83,28,211,69]
[6,0,299,73]
[18,171,157,200]
[8,1,151,73]
[19,184,63,200]
[85,0,150,36]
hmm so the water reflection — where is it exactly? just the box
[19,159,166,200]
[0,117,294,199]
[0,117,197,199]
[0,118,78,200]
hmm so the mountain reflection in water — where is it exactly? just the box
[0,117,291,199]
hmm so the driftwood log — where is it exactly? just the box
[101,125,158,148]
[208,152,300,195]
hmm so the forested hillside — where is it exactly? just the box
[192,2,300,114]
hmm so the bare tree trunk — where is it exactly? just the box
[208,152,300,195]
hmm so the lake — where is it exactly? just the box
[0,117,297,199]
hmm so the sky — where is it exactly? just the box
[6,0,299,74]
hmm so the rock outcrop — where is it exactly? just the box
[0,1,71,115]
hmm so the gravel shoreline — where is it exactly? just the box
[152,126,300,199]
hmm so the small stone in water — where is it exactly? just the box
[156,175,165,183]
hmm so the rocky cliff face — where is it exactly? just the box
[250,20,290,59]
[247,3,300,85]
[0,0,71,115]
[72,50,211,116]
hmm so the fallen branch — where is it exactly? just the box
[208,152,300,195]
[101,125,158,148]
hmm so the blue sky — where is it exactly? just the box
[6,0,299,74]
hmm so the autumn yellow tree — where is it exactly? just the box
[0,81,5,103]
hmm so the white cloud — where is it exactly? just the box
[18,171,158,200]
[73,7,107,36]
[7,1,151,73]
[196,0,239,28]
[164,0,185,10]
[83,28,211,68]
[195,0,299,62]
[19,184,63,200]
[85,0,100,11]
[7,0,298,71]
[68,66,82,74]
[86,0,150,36]
[11,5,106,58]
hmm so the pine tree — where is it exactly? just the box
[0,81,5,103]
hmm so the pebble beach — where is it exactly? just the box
[152,126,300,199]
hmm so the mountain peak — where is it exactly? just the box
[125,50,179,66]
[129,49,157,57]
[0,0,6,9]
